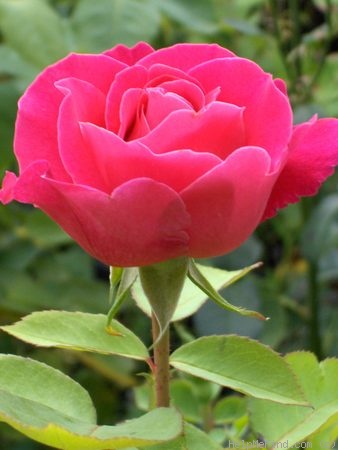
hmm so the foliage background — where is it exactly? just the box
[0,0,337,448]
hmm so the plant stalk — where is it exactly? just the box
[152,313,170,408]
[308,261,323,360]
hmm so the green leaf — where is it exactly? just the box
[0,0,70,68]
[188,260,267,320]
[133,379,155,413]
[138,257,188,340]
[133,262,263,322]
[107,267,138,328]
[134,376,219,423]
[170,336,307,405]
[0,354,96,424]
[0,358,182,448]
[1,311,149,361]
[71,0,161,53]
[170,379,202,423]
[213,396,247,424]
[307,413,338,449]
[141,422,223,450]
[249,352,338,448]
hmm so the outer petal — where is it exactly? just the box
[44,178,190,267]
[139,102,245,159]
[15,53,126,180]
[180,147,276,257]
[5,161,190,267]
[0,171,18,204]
[189,58,292,166]
[80,123,221,193]
[262,117,338,220]
[104,41,154,65]
[55,78,106,190]
[138,43,235,71]
[1,160,96,252]
[274,78,288,95]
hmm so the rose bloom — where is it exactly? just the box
[1,42,338,267]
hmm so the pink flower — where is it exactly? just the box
[1,42,337,267]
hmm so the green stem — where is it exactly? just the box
[308,261,323,359]
[152,314,170,408]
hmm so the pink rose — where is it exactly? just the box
[1,42,338,267]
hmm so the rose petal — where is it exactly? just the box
[80,122,221,193]
[105,63,206,134]
[138,43,235,71]
[55,77,106,189]
[139,101,245,159]
[0,171,18,204]
[118,88,147,139]
[262,117,338,220]
[5,158,190,266]
[121,87,193,140]
[157,79,205,110]
[189,58,292,166]
[104,41,154,65]
[274,78,288,95]
[15,53,126,180]
[2,160,49,205]
[126,104,150,141]
[48,177,190,267]
[205,86,221,104]
[4,160,97,253]
[147,64,204,90]
[144,88,192,130]
[105,65,148,133]
[180,147,276,257]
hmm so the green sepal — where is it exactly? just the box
[106,267,138,331]
[109,266,124,303]
[187,259,267,320]
[139,257,188,344]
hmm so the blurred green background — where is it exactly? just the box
[0,0,337,448]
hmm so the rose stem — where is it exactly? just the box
[151,313,170,408]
